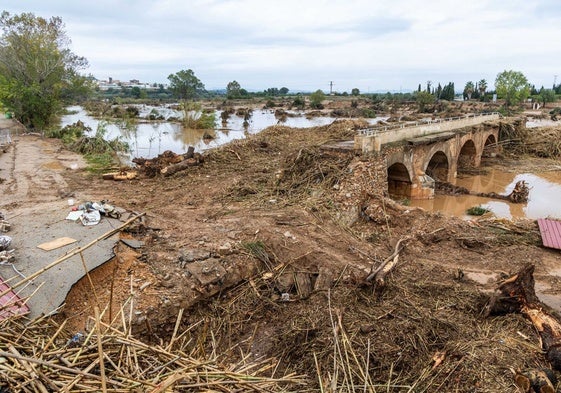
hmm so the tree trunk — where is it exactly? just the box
[484,264,561,371]
[160,158,200,177]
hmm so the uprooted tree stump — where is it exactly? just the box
[483,264,561,390]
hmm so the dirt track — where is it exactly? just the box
[3,118,561,391]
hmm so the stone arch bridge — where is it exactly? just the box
[354,113,501,199]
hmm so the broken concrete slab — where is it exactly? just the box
[0,202,121,319]
[120,238,145,249]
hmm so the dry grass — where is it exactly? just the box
[0,300,305,392]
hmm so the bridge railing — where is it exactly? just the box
[357,112,501,137]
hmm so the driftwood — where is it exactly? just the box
[102,170,137,181]
[366,237,408,290]
[484,264,561,375]
[133,147,203,177]
[436,180,530,203]
[161,156,201,176]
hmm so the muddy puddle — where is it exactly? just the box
[410,170,561,220]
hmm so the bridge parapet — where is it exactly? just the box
[355,112,500,153]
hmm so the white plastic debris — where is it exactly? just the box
[0,235,12,251]
[81,210,101,226]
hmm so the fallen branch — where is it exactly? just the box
[436,180,530,203]
[366,237,408,289]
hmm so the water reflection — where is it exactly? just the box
[410,171,561,219]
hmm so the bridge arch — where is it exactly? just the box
[458,139,477,172]
[424,149,450,182]
[387,162,412,198]
[482,134,499,158]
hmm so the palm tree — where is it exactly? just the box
[463,81,475,100]
[478,79,487,98]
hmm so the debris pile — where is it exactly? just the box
[66,201,123,226]
[132,147,203,177]
[0,311,304,391]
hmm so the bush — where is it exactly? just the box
[466,206,490,216]
[47,121,91,144]
[291,96,305,110]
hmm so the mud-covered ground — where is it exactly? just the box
[2,105,561,391]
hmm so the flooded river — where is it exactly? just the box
[410,170,561,220]
[61,105,384,159]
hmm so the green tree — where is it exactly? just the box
[478,79,487,99]
[226,80,242,99]
[415,91,434,112]
[309,89,325,109]
[538,88,556,108]
[131,86,142,99]
[495,70,530,108]
[440,82,455,101]
[463,81,474,100]
[0,12,89,130]
[167,69,205,100]
[279,87,289,95]
[351,88,360,96]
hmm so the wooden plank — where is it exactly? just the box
[37,237,77,251]
[538,219,561,250]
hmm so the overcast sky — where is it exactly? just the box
[3,0,560,93]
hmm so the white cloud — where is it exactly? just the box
[3,0,561,91]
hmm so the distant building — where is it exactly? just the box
[95,76,164,91]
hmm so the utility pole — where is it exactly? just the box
[329,81,334,95]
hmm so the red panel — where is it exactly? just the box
[0,275,30,320]
[538,219,561,250]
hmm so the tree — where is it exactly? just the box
[226,80,242,99]
[265,87,279,96]
[495,70,530,108]
[167,69,205,100]
[478,79,487,99]
[279,87,289,95]
[415,91,434,112]
[440,82,455,101]
[309,89,325,109]
[351,88,360,96]
[0,12,89,129]
[463,81,474,100]
[538,89,556,108]
[131,86,142,99]
[435,83,442,99]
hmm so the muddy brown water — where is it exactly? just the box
[410,169,561,220]
[412,168,561,312]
